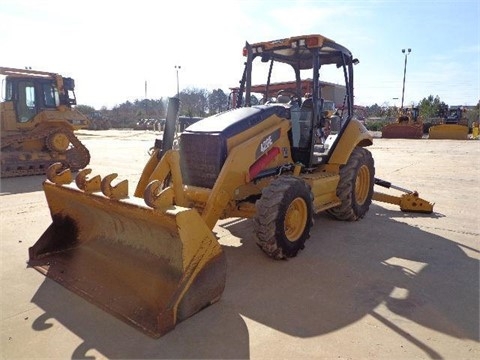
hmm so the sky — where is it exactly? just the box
[1,0,479,110]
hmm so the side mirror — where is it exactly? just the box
[63,77,75,91]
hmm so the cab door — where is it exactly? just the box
[16,80,37,123]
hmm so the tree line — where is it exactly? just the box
[76,88,230,130]
[76,89,479,131]
[359,95,478,120]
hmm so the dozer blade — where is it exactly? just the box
[28,177,226,338]
[381,124,423,139]
[428,124,469,140]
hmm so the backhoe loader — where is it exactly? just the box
[28,34,434,338]
[0,67,90,177]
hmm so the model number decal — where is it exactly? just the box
[256,129,281,158]
[260,136,273,153]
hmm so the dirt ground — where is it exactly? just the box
[1,129,479,359]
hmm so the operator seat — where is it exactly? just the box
[301,97,313,110]
[277,94,291,104]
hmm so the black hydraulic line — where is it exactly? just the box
[374,178,412,193]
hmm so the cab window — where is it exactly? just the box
[17,81,37,122]
[3,80,13,101]
[42,82,58,107]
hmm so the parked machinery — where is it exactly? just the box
[428,105,469,139]
[381,106,423,139]
[0,67,90,177]
[28,35,434,338]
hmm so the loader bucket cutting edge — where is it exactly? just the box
[28,181,227,338]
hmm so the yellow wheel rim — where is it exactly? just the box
[355,165,370,206]
[284,197,308,242]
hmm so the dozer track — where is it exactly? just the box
[1,126,90,178]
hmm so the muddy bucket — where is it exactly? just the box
[28,180,226,338]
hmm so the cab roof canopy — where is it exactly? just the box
[0,66,57,79]
[244,34,354,70]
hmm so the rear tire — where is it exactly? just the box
[327,147,374,221]
[254,176,313,259]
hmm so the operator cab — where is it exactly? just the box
[2,73,77,124]
[237,34,358,168]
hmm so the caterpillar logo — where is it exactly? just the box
[256,129,281,158]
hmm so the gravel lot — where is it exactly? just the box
[1,129,479,359]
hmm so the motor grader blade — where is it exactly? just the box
[373,178,434,213]
[28,168,226,338]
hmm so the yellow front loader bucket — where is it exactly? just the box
[28,167,226,338]
[428,124,469,140]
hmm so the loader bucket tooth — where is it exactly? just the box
[144,180,175,209]
[28,181,227,338]
[75,168,101,193]
[46,162,73,185]
[101,173,128,199]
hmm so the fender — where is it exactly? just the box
[328,119,373,165]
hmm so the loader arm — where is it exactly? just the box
[200,119,292,228]
[139,115,293,229]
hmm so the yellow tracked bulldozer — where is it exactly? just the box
[0,67,90,177]
[381,106,423,139]
[28,34,434,338]
[428,105,469,139]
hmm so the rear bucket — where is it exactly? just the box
[428,124,468,140]
[28,180,226,338]
[381,124,423,139]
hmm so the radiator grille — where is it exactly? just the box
[179,133,227,188]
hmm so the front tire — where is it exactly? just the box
[327,147,374,221]
[254,176,313,259]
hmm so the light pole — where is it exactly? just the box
[174,65,181,98]
[400,48,411,109]
[144,80,148,118]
